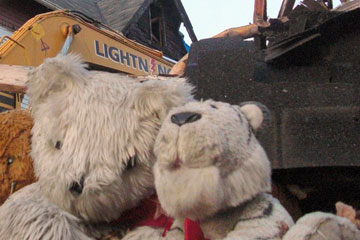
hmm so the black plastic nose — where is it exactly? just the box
[69,176,84,195]
[171,112,202,126]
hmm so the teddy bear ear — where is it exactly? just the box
[26,54,88,107]
[131,77,194,120]
[239,101,271,131]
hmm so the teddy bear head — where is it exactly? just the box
[26,54,194,222]
[154,99,271,220]
[0,110,36,205]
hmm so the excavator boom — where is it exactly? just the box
[0,10,173,74]
[0,10,174,110]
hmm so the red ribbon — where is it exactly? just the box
[114,194,207,240]
[184,218,208,240]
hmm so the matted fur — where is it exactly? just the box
[125,100,293,240]
[0,183,92,240]
[282,212,360,240]
[0,54,194,239]
[0,110,36,205]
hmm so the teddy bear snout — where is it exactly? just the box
[170,112,201,126]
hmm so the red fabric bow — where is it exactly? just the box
[115,194,207,240]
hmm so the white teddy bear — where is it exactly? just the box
[124,100,294,240]
[0,54,194,239]
[125,99,360,240]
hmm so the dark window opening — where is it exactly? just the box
[149,4,164,46]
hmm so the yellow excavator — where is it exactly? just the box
[0,10,174,111]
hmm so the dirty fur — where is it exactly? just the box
[0,54,194,239]
[282,212,360,240]
[125,100,294,240]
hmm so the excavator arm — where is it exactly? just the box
[0,10,173,74]
[0,10,174,110]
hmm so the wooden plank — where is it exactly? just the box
[212,24,259,39]
[173,0,197,42]
[253,0,267,50]
[0,102,14,110]
[160,7,167,47]
[278,0,296,18]
[253,0,267,24]
[0,91,13,98]
[302,0,329,11]
[0,64,29,93]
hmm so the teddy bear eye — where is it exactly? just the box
[69,176,85,195]
[210,104,217,109]
[125,155,137,170]
[55,141,62,150]
[7,157,14,165]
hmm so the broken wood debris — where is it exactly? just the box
[278,0,296,18]
[171,0,360,74]
[0,65,29,93]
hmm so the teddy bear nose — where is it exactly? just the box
[171,112,202,126]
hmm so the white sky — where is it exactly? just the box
[180,0,342,44]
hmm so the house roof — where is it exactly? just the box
[97,0,147,31]
[34,0,105,23]
[34,0,197,42]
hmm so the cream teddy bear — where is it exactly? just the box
[125,99,360,240]
[124,100,294,240]
[0,54,194,239]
